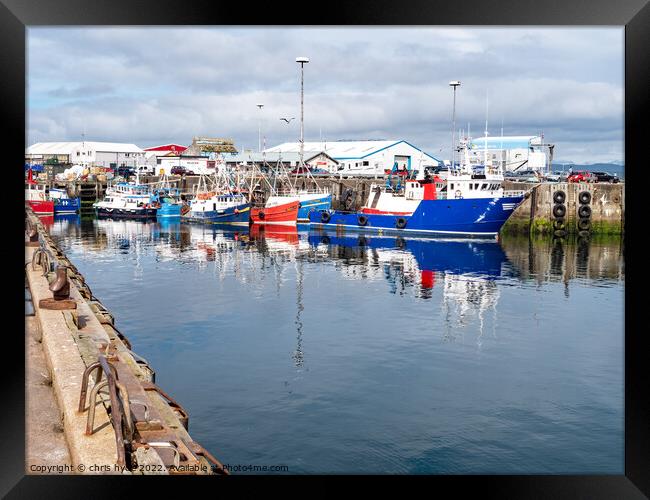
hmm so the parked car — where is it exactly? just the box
[115,166,135,178]
[567,171,596,183]
[544,171,570,182]
[290,166,310,175]
[136,165,154,175]
[290,166,329,176]
[171,166,195,175]
[505,169,540,183]
[591,171,620,183]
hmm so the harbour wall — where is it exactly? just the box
[500,181,624,236]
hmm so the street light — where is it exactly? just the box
[449,80,461,168]
[296,56,309,166]
[256,103,264,153]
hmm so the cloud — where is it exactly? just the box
[27,27,624,163]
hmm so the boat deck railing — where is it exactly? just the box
[503,190,527,197]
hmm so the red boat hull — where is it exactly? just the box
[27,200,54,215]
[250,200,299,225]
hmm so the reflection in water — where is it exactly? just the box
[44,217,625,349]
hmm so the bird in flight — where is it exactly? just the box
[280,117,295,124]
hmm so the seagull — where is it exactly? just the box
[280,117,295,124]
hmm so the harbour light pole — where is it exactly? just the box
[296,56,309,166]
[256,103,264,153]
[449,80,461,168]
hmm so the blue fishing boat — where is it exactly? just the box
[183,192,250,225]
[309,144,526,238]
[151,187,183,218]
[49,188,80,214]
[297,192,332,221]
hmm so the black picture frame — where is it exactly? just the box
[3,0,647,496]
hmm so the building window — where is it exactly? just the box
[363,161,369,166]
[76,151,80,156]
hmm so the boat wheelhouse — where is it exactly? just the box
[25,169,54,215]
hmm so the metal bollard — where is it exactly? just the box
[50,265,70,300]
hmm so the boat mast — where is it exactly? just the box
[484,91,489,167]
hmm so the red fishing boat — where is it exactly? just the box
[250,194,300,225]
[25,168,54,215]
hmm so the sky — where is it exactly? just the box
[27,27,624,164]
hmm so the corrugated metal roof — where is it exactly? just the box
[264,140,439,161]
[265,140,398,159]
[469,136,541,150]
[26,142,144,154]
[223,150,330,163]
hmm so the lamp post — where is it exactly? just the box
[449,80,461,168]
[296,56,309,166]
[256,103,264,153]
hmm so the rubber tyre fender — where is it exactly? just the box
[258,211,265,220]
[553,218,566,230]
[396,217,407,229]
[578,191,591,205]
[320,211,331,223]
[578,205,591,219]
[357,215,368,226]
[552,204,566,218]
[553,190,566,204]
[577,218,591,231]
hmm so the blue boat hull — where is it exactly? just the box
[308,196,524,237]
[53,197,80,214]
[182,203,250,225]
[156,203,182,218]
[298,195,332,221]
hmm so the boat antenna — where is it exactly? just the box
[484,90,489,166]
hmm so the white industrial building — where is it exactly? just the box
[264,140,440,176]
[26,141,145,168]
[467,136,554,172]
[223,150,339,171]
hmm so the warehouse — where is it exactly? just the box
[223,150,339,172]
[26,141,145,168]
[264,140,441,176]
[467,135,554,172]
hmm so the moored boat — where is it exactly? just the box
[309,142,526,237]
[25,169,54,215]
[296,192,332,222]
[250,194,300,225]
[184,192,250,225]
[49,188,81,214]
[94,182,157,219]
[182,173,250,225]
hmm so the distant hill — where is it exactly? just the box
[551,162,625,180]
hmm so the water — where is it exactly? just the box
[45,215,624,474]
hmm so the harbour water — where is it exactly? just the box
[44,215,624,474]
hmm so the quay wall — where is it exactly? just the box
[25,208,227,475]
[500,181,624,236]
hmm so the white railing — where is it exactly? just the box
[503,190,527,197]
